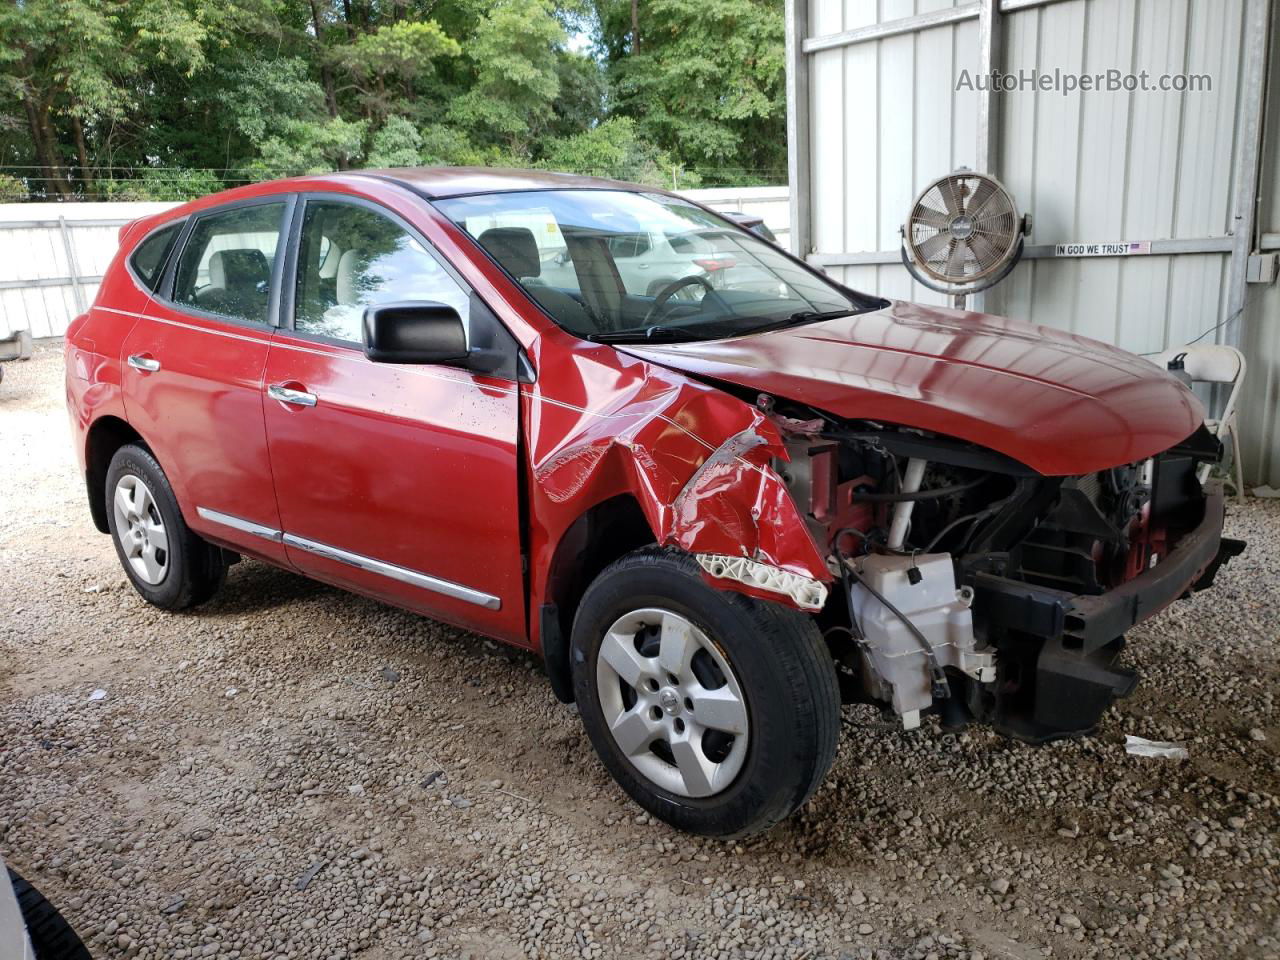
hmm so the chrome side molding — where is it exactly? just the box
[195,507,500,610]
[196,507,283,542]
[282,533,502,611]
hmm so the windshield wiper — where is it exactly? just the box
[586,308,859,344]
[587,326,709,344]
[730,308,860,337]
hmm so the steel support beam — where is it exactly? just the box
[785,0,812,258]
[1223,0,1275,347]
[808,236,1236,268]
[976,0,1003,175]
[998,0,1075,12]
[56,216,86,314]
[800,0,1072,55]
[0,274,104,290]
[0,218,132,230]
[802,4,979,54]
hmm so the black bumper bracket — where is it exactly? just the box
[973,484,1239,652]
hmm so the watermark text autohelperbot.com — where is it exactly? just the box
[957,68,1212,96]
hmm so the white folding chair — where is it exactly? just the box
[1146,344,1247,502]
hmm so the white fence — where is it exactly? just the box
[0,202,177,339]
[685,186,791,242]
[0,187,790,341]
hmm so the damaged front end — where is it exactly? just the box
[767,400,1245,743]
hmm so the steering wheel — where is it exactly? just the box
[643,275,721,326]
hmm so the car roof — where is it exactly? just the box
[118,167,669,244]
[355,166,657,199]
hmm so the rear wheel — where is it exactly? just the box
[105,444,226,610]
[571,547,840,837]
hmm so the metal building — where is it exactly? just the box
[785,0,1279,484]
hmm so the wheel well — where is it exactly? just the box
[85,416,147,533]
[541,495,656,702]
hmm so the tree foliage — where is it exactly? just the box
[0,0,787,199]
[593,0,786,176]
[449,0,565,153]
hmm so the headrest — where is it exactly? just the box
[335,249,361,305]
[477,227,540,280]
[208,249,269,291]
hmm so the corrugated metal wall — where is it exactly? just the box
[990,0,1244,354]
[809,0,981,305]
[792,0,1280,482]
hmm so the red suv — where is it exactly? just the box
[66,169,1241,836]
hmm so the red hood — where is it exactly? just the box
[619,301,1204,477]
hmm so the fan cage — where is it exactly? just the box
[905,173,1021,286]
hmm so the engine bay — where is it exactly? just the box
[762,393,1243,742]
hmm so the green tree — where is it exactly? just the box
[332,20,461,123]
[367,115,425,167]
[538,116,688,186]
[0,0,786,198]
[0,0,217,195]
[593,0,787,181]
[218,58,367,175]
[450,0,565,156]
[548,50,608,141]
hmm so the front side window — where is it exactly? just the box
[293,199,468,344]
[172,202,286,325]
[130,222,183,291]
[436,189,876,342]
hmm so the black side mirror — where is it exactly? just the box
[364,301,469,365]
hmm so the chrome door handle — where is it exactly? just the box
[127,354,160,373]
[268,384,317,407]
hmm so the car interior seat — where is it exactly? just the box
[313,248,366,342]
[478,227,594,334]
[197,249,271,322]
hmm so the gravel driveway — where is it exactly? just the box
[2,343,1278,960]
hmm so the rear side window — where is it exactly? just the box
[607,232,651,258]
[129,223,182,291]
[172,202,286,325]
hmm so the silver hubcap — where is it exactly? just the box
[596,608,749,798]
[112,474,169,585]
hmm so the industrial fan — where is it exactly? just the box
[900,170,1031,308]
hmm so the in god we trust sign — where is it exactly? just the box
[1054,241,1153,257]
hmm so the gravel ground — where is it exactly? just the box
[2,342,1278,960]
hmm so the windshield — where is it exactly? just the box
[436,189,879,342]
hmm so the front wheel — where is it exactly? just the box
[571,547,840,837]
[8,868,92,959]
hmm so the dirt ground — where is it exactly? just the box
[1,342,1278,960]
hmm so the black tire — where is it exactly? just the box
[105,444,226,610]
[8,868,92,960]
[571,547,840,837]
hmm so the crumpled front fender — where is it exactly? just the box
[525,341,831,616]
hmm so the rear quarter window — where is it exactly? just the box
[171,202,287,326]
[129,222,183,291]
